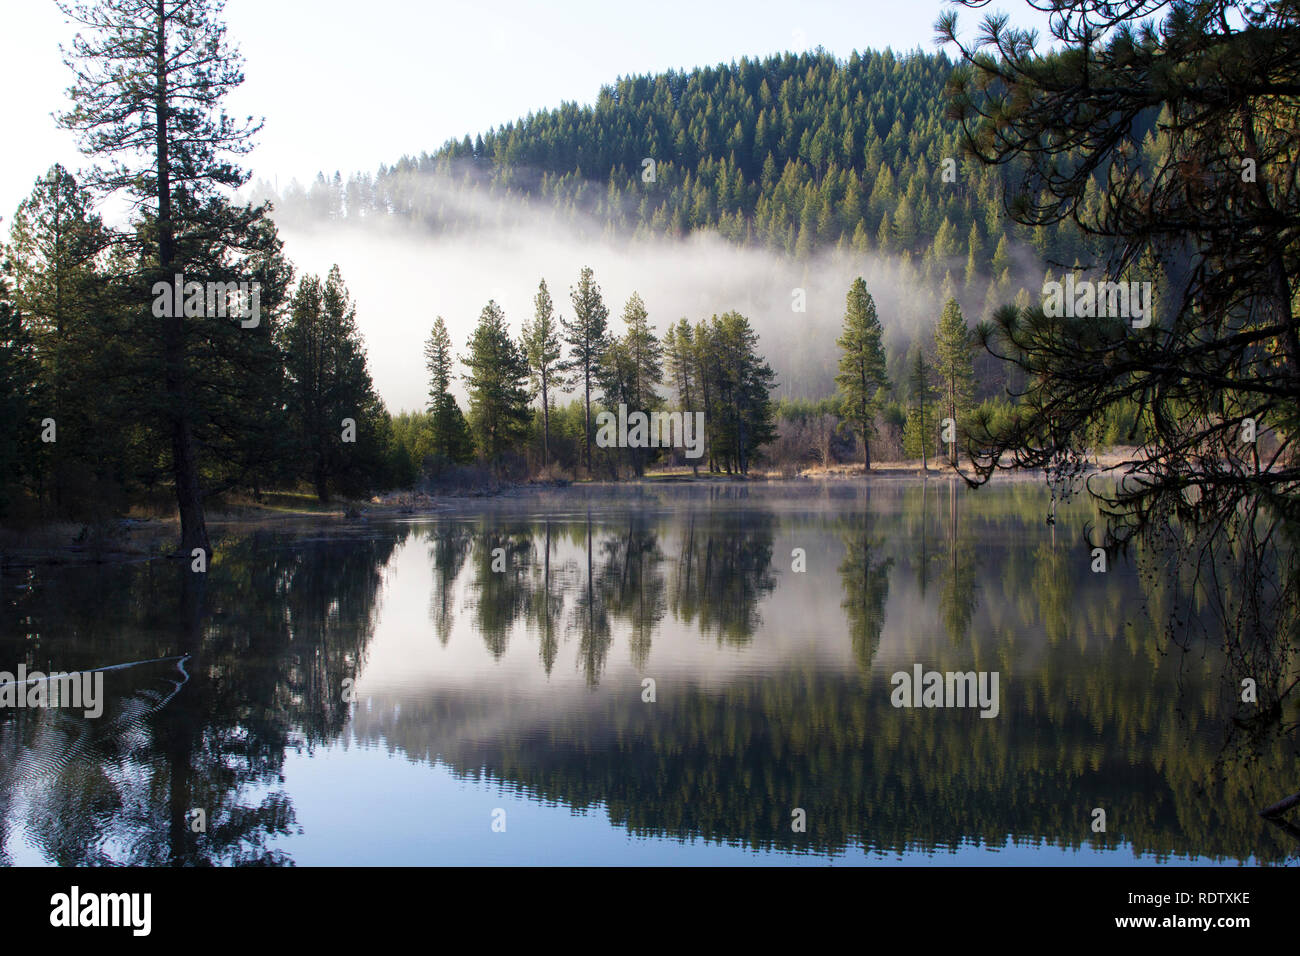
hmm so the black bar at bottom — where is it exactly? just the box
[4,864,1277,942]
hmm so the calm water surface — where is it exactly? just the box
[1,482,1295,865]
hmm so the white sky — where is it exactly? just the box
[0,0,1057,412]
[0,0,1054,219]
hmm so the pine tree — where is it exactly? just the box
[0,276,41,515]
[875,210,892,252]
[619,292,662,413]
[563,266,610,474]
[521,278,568,467]
[600,291,662,475]
[706,311,777,475]
[932,216,959,260]
[903,345,935,467]
[933,297,975,466]
[662,318,698,474]
[282,266,382,502]
[851,219,871,253]
[990,233,1011,285]
[939,0,1300,553]
[424,315,474,468]
[57,0,265,554]
[6,165,109,511]
[964,221,982,288]
[463,300,531,469]
[893,196,918,249]
[834,277,889,470]
[691,320,720,472]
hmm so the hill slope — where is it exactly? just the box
[262,49,1103,280]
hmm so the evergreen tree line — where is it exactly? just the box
[414,265,779,480]
[397,265,1021,482]
[253,46,1185,416]
[0,164,402,519]
[255,49,1149,279]
[0,161,1143,525]
[0,0,1157,532]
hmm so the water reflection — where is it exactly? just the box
[0,483,1295,865]
[0,530,398,865]
[838,512,892,672]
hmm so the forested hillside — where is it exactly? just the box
[261,49,1129,279]
[2,36,1167,525]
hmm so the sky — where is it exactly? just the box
[0,0,1055,220]
[0,0,1057,413]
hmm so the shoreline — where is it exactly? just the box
[1,455,1131,567]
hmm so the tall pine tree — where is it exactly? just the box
[521,278,568,468]
[600,291,662,476]
[662,317,698,474]
[835,277,889,470]
[6,165,109,511]
[563,266,610,474]
[281,266,381,502]
[0,275,41,515]
[933,297,974,466]
[57,0,266,553]
[424,315,474,468]
[463,300,530,470]
[903,345,936,468]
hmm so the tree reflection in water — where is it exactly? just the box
[0,484,1294,864]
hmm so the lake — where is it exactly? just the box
[1,481,1294,865]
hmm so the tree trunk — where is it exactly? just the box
[583,371,591,474]
[920,405,928,472]
[170,415,210,548]
[1260,792,1300,818]
[156,7,208,556]
[949,383,958,467]
[541,377,550,468]
[315,458,330,503]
